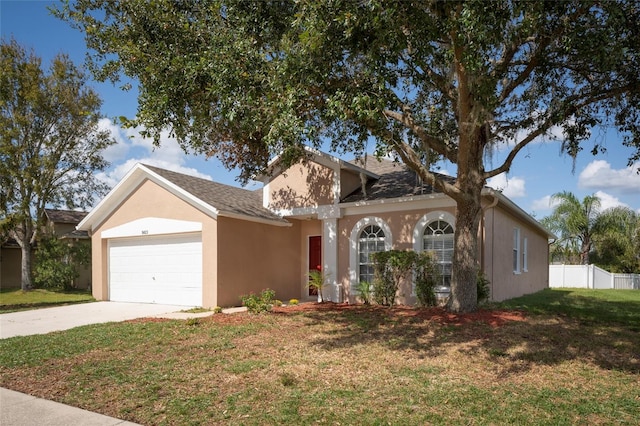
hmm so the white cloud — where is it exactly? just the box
[578,160,640,193]
[487,173,526,198]
[594,191,629,211]
[530,195,562,213]
[98,118,130,163]
[96,122,213,191]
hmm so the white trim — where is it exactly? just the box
[322,219,340,302]
[343,193,455,216]
[412,211,457,252]
[523,237,528,272]
[101,217,202,239]
[412,211,456,294]
[513,227,521,274]
[348,217,393,296]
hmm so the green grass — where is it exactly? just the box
[0,288,95,313]
[0,289,638,425]
[496,288,640,329]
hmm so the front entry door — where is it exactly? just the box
[308,236,322,296]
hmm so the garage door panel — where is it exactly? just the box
[108,234,203,306]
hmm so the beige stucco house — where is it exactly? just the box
[0,209,91,290]
[77,149,553,308]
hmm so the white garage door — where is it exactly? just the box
[108,233,203,306]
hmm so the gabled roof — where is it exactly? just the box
[77,163,289,232]
[44,209,88,224]
[143,165,286,224]
[341,157,456,203]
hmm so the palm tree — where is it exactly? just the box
[591,207,640,273]
[545,192,601,265]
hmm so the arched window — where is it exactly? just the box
[423,220,454,287]
[349,217,392,294]
[358,225,386,284]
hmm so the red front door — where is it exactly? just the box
[308,236,322,296]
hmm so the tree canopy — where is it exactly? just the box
[0,39,113,290]
[58,0,640,311]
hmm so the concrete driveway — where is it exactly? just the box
[0,302,192,339]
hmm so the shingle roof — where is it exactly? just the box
[44,209,88,224]
[144,165,288,224]
[341,157,456,203]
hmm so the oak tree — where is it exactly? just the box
[58,0,640,312]
[0,39,113,290]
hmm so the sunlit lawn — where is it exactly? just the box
[0,288,638,425]
[0,288,94,313]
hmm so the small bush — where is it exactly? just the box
[34,234,90,291]
[241,289,276,314]
[273,299,283,307]
[289,298,299,305]
[477,271,491,303]
[213,306,222,314]
[415,252,439,307]
[308,269,328,302]
[355,281,373,304]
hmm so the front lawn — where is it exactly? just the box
[0,289,95,313]
[0,289,638,425]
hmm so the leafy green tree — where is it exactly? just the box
[58,1,640,312]
[544,191,601,265]
[34,233,91,290]
[0,39,113,290]
[591,207,640,273]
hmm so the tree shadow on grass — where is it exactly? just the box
[273,301,640,376]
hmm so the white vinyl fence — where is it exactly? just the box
[549,264,640,290]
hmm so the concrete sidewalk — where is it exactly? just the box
[1,387,141,426]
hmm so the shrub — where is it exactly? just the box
[213,306,223,314]
[240,289,276,313]
[371,250,421,306]
[415,252,440,307]
[308,269,327,302]
[477,271,491,303]
[355,281,373,305]
[34,234,90,290]
[289,298,299,305]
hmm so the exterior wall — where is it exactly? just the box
[337,206,458,305]
[267,162,335,210]
[90,179,219,307]
[216,216,302,307]
[483,205,549,301]
[339,169,363,199]
[0,247,23,289]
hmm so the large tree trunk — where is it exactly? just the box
[20,242,33,291]
[449,192,482,313]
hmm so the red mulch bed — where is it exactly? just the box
[272,302,526,327]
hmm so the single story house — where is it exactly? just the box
[77,149,553,307]
[0,209,91,289]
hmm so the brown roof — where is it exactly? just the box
[341,157,456,203]
[44,209,88,224]
[144,165,288,224]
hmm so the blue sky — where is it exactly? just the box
[2,0,639,217]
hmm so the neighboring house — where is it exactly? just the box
[77,149,553,308]
[0,209,91,289]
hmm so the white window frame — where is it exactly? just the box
[349,217,392,294]
[523,236,528,272]
[513,228,521,274]
[413,211,456,293]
